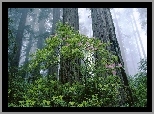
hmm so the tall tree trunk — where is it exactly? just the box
[91,8,134,107]
[60,8,81,84]
[105,8,134,107]
[23,13,37,79]
[63,8,79,31]
[37,19,45,49]
[32,18,46,78]
[48,8,60,80]
[132,11,146,58]
[12,8,29,74]
[30,9,47,79]
[91,8,108,78]
[23,34,33,79]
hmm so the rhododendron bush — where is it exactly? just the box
[8,22,147,107]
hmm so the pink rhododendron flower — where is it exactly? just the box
[106,63,115,69]
[107,65,113,69]
[112,63,115,68]
[112,70,116,75]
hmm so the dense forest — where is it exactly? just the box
[8,8,147,107]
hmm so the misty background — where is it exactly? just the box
[9,8,147,77]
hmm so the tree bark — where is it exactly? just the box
[91,8,134,106]
[63,8,79,31]
[22,12,38,79]
[60,8,81,84]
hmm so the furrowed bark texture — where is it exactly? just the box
[91,8,134,107]
[60,8,82,84]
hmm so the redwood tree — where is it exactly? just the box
[60,8,81,84]
[91,8,134,107]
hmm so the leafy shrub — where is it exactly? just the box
[128,58,147,107]
[8,75,124,107]
[8,22,143,107]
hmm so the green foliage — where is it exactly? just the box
[8,18,24,106]
[8,22,146,107]
[8,17,16,68]
[9,75,124,107]
[26,22,121,79]
[128,58,147,107]
[138,58,147,74]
